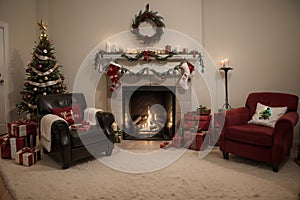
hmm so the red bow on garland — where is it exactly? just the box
[143,51,153,62]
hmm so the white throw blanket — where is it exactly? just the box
[41,114,67,152]
[84,107,103,125]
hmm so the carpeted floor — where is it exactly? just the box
[0,144,300,200]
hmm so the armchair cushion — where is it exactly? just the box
[50,104,82,125]
[227,124,274,147]
[248,102,287,128]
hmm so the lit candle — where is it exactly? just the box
[220,60,225,67]
[224,58,229,67]
[106,41,111,53]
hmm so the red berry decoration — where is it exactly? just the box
[24,82,29,87]
[38,64,43,69]
[27,94,31,99]
[61,76,65,80]
[55,89,60,93]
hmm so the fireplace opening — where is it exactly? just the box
[122,86,176,140]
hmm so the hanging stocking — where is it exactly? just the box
[179,61,193,90]
[107,62,121,92]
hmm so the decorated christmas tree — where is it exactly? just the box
[16,20,67,114]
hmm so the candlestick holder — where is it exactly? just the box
[219,67,233,110]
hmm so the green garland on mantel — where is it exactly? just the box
[94,50,205,74]
[121,50,175,62]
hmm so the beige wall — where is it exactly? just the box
[0,0,37,120]
[203,0,300,108]
[0,0,299,133]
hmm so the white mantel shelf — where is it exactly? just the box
[100,53,200,62]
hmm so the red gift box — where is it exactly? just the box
[208,127,220,146]
[172,135,183,148]
[0,135,25,159]
[15,147,41,166]
[184,113,195,121]
[198,115,211,131]
[214,113,220,127]
[70,123,91,132]
[7,121,22,136]
[13,121,37,137]
[184,132,207,151]
[184,120,198,129]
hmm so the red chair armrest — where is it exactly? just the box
[276,112,299,128]
[273,112,299,149]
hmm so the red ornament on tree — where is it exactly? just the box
[55,89,60,93]
[24,82,29,87]
[27,94,31,99]
[38,64,43,69]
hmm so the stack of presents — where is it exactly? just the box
[0,120,41,166]
[168,105,221,151]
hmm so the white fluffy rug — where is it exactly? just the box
[0,145,300,200]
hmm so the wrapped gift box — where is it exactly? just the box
[196,105,211,116]
[172,135,183,148]
[7,120,37,147]
[70,121,91,132]
[198,115,211,131]
[15,147,41,166]
[184,120,198,130]
[0,135,25,159]
[208,127,220,146]
[184,132,207,151]
[7,121,22,136]
[12,121,37,137]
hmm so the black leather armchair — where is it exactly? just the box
[37,93,115,169]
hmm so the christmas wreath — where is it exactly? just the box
[131,4,165,44]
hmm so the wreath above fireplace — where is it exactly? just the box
[131,4,165,44]
[93,4,205,92]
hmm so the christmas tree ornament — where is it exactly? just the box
[43,49,47,54]
[38,64,43,69]
[55,89,60,93]
[43,92,47,96]
[44,76,48,81]
[24,82,29,87]
[27,94,31,99]
[33,87,37,91]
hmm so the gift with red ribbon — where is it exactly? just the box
[15,147,41,166]
[12,120,38,137]
[172,135,183,148]
[0,135,25,159]
[7,120,37,147]
[184,132,207,151]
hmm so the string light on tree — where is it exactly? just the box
[16,20,67,115]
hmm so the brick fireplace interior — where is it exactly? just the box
[122,85,176,140]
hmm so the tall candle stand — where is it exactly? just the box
[219,67,233,110]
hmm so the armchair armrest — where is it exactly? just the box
[218,107,250,127]
[96,111,116,144]
[273,112,299,141]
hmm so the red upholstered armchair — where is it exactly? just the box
[219,92,299,172]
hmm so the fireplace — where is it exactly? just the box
[122,85,176,140]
